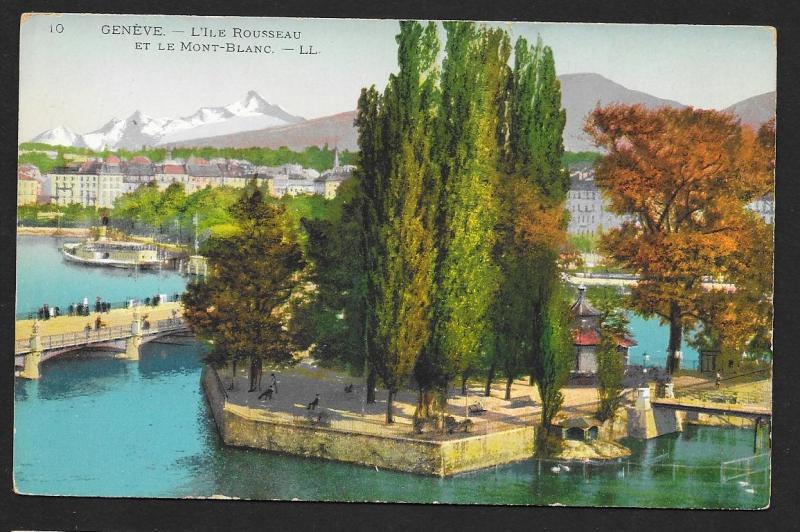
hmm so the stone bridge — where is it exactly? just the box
[14,310,189,379]
[628,379,771,452]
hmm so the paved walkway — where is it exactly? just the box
[219,359,621,439]
[15,302,182,340]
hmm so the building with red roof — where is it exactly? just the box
[570,285,636,373]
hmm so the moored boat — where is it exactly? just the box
[61,239,166,269]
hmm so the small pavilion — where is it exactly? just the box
[570,285,636,373]
[552,416,601,441]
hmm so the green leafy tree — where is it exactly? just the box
[298,180,367,376]
[533,280,573,429]
[358,21,441,423]
[182,183,305,390]
[415,23,507,419]
[488,35,570,431]
[588,286,631,421]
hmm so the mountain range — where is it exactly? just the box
[31,91,305,151]
[29,74,775,153]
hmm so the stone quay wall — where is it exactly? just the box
[201,366,535,477]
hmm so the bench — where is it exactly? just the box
[413,416,474,434]
[508,397,535,409]
[468,402,487,415]
[303,409,331,426]
[444,415,473,434]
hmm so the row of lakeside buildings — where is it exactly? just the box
[17,151,355,208]
[565,163,774,235]
[18,158,773,231]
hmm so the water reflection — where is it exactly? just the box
[14,339,768,506]
[35,353,130,400]
[16,236,186,314]
[137,341,208,379]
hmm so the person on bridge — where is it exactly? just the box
[270,373,278,394]
[85,323,92,338]
[95,315,102,330]
[715,371,722,389]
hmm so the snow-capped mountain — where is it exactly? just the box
[30,91,306,151]
[30,125,87,148]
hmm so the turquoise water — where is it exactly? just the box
[627,314,699,369]
[13,342,769,507]
[13,236,768,506]
[15,235,187,315]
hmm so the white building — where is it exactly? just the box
[566,175,627,236]
[748,194,774,224]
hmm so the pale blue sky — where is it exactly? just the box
[19,13,776,141]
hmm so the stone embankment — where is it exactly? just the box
[17,226,91,237]
[202,366,536,477]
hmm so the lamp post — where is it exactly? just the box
[193,212,199,254]
[53,184,73,232]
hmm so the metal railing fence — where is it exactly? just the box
[15,318,187,354]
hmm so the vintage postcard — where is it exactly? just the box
[15,13,774,508]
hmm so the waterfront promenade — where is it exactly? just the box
[15,302,182,341]
[215,358,647,439]
[566,273,736,292]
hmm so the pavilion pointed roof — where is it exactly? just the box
[571,285,601,319]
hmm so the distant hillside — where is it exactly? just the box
[723,91,775,128]
[29,73,774,155]
[164,111,358,151]
[559,73,687,152]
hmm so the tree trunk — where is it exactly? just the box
[248,357,257,392]
[460,373,469,395]
[505,375,514,401]
[363,310,374,403]
[667,301,683,374]
[386,390,395,424]
[229,360,237,391]
[256,358,263,390]
[484,361,495,397]
[366,366,377,404]
[529,374,534,386]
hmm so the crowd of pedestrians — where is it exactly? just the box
[30,292,184,320]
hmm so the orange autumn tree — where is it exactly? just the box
[692,120,775,371]
[584,105,773,373]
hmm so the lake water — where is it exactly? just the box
[15,235,187,316]
[13,236,768,507]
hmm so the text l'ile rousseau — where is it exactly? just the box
[94,23,322,55]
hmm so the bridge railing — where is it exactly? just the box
[37,324,131,352]
[15,319,188,354]
[153,318,185,331]
[673,388,771,407]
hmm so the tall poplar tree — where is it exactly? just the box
[357,21,440,423]
[414,23,507,418]
[490,35,570,427]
